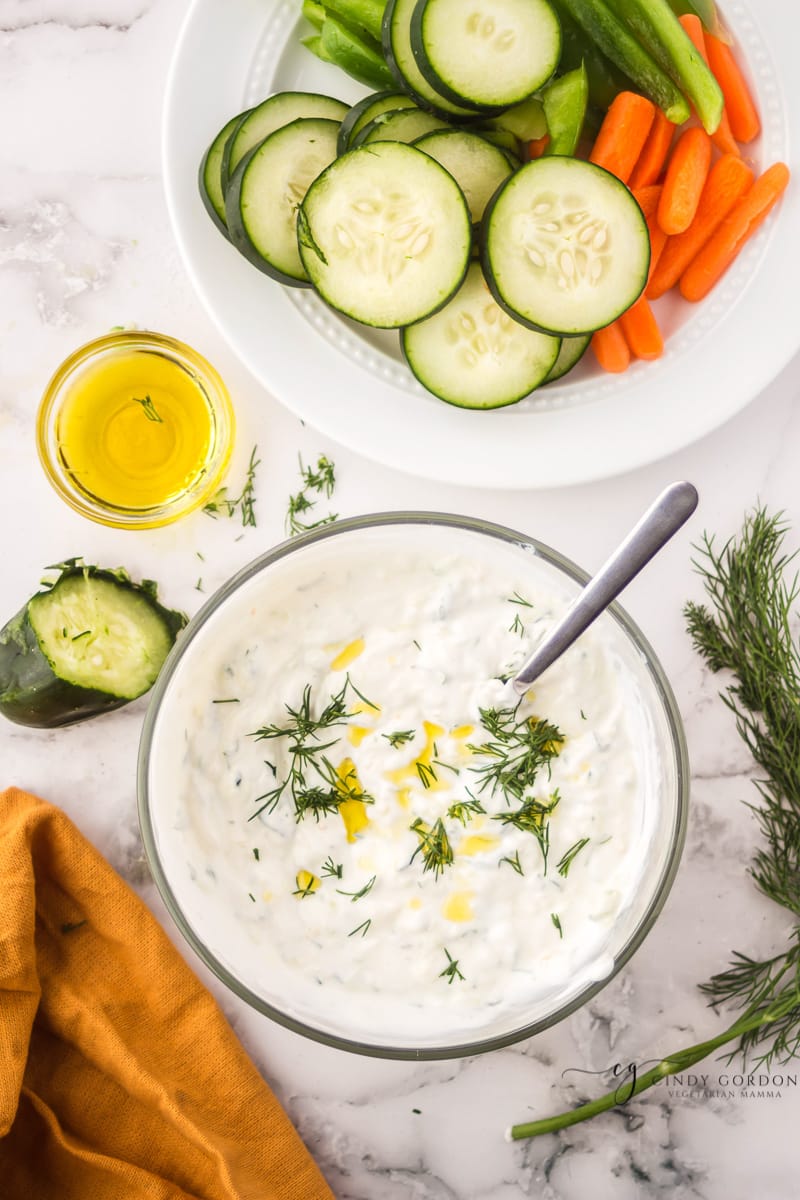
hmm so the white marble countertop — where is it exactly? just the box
[2,2,799,1196]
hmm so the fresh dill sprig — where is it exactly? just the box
[511,508,800,1141]
[248,675,373,822]
[468,703,564,805]
[685,508,800,1066]
[286,453,338,536]
[551,912,563,938]
[336,874,376,902]
[383,729,416,748]
[508,591,533,608]
[447,794,485,825]
[556,837,591,878]
[499,850,524,875]
[439,947,465,984]
[203,444,260,527]
[133,393,163,423]
[410,817,453,880]
[321,856,343,879]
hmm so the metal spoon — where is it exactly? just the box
[512,480,699,694]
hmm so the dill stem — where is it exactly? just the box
[509,1001,794,1141]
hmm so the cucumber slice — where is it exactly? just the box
[298,141,471,328]
[222,91,348,189]
[481,157,650,336]
[382,0,483,118]
[411,0,561,110]
[354,107,451,146]
[401,261,560,408]
[0,563,186,729]
[226,118,340,286]
[543,333,591,383]
[337,90,418,153]
[199,113,247,237]
[412,130,513,225]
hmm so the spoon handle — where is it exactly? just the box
[512,481,699,694]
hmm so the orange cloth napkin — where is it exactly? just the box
[0,787,334,1200]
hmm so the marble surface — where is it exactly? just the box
[2,1,799,1196]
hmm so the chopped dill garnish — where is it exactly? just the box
[71,630,91,641]
[508,591,533,608]
[551,912,563,938]
[410,817,453,880]
[133,393,163,423]
[348,918,371,938]
[499,851,524,875]
[196,550,205,561]
[447,794,485,825]
[249,675,374,822]
[286,453,338,536]
[439,947,465,984]
[468,702,564,805]
[347,676,379,712]
[212,698,240,704]
[321,856,343,879]
[383,729,416,748]
[433,758,460,776]
[248,893,256,903]
[293,874,318,899]
[556,837,591,877]
[252,848,260,861]
[509,612,525,636]
[493,790,560,874]
[413,639,422,652]
[416,760,438,789]
[204,444,260,527]
[195,578,204,592]
[336,874,376,902]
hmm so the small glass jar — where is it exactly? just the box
[37,330,235,529]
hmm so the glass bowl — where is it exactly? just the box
[138,513,689,1060]
[37,330,234,529]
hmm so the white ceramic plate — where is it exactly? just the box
[163,0,797,489]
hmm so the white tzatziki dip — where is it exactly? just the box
[147,522,676,1050]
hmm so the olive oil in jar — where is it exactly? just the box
[55,347,216,510]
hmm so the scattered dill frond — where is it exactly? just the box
[203,445,260,527]
[132,394,162,422]
[383,729,416,748]
[556,837,591,878]
[439,947,464,984]
[410,817,453,880]
[286,453,338,535]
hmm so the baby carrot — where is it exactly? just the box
[678,15,740,157]
[647,153,754,298]
[705,33,760,144]
[657,126,712,235]
[590,91,656,185]
[619,296,664,361]
[629,108,674,190]
[633,185,668,281]
[680,161,790,302]
[592,323,631,373]
[527,135,550,160]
